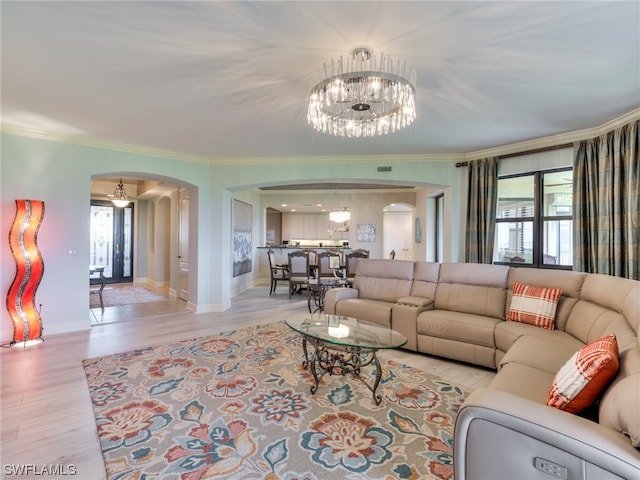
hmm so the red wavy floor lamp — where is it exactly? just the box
[5,199,45,347]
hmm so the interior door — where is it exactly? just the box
[178,190,189,301]
[90,200,134,284]
[384,211,413,260]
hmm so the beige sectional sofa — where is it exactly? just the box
[323,259,640,479]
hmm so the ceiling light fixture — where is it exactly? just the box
[307,47,416,137]
[329,207,351,223]
[108,178,131,207]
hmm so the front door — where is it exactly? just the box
[90,200,134,284]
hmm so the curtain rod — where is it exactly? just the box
[497,142,573,160]
[456,142,573,167]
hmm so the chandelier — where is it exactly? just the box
[329,208,351,223]
[108,178,131,207]
[307,47,416,137]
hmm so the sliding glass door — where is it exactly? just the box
[90,200,133,284]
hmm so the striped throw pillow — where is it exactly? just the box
[547,334,619,414]
[507,282,563,330]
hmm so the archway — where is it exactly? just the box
[89,173,198,321]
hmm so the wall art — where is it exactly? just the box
[232,199,252,276]
[357,224,376,242]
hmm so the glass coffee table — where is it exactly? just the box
[285,313,407,404]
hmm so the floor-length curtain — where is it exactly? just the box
[573,119,639,279]
[465,158,498,263]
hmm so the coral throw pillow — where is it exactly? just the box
[507,282,563,330]
[547,334,619,414]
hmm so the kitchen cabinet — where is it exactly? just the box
[304,215,317,238]
[285,213,344,240]
[290,214,305,238]
[316,215,330,240]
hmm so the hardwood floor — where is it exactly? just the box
[1,285,494,479]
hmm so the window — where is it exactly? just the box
[493,168,572,268]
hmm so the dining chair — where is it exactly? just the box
[305,249,318,267]
[329,250,346,279]
[267,248,289,294]
[316,251,340,280]
[344,250,368,286]
[89,265,106,311]
[89,286,105,311]
[329,249,344,263]
[288,250,310,299]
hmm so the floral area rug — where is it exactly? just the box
[82,321,471,480]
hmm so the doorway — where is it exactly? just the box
[90,200,134,284]
[178,189,189,301]
[383,204,414,260]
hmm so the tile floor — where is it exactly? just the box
[89,282,190,325]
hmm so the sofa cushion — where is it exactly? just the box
[498,335,580,375]
[353,259,414,302]
[434,263,509,319]
[547,334,619,414]
[622,284,640,335]
[335,298,393,328]
[566,276,639,352]
[599,346,640,447]
[489,362,555,404]
[417,309,501,349]
[567,301,638,353]
[507,282,562,330]
[506,268,585,332]
[410,261,440,299]
[417,335,496,368]
[495,321,584,361]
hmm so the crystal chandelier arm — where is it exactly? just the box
[332,106,356,119]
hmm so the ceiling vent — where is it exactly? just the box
[377,166,392,172]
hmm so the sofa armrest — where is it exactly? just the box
[391,298,434,351]
[324,287,358,314]
[454,388,640,480]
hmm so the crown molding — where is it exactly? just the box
[209,153,464,166]
[465,108,640,160]
[0,124,211,165]
[3,108,638,165]
[1,122,463,165]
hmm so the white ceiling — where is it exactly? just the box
[2,1,639,159]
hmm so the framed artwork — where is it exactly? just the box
[415,216,422,243]
[232,199,252,277]
[357,224,376,242]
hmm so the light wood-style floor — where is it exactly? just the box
[1,284,495,479]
